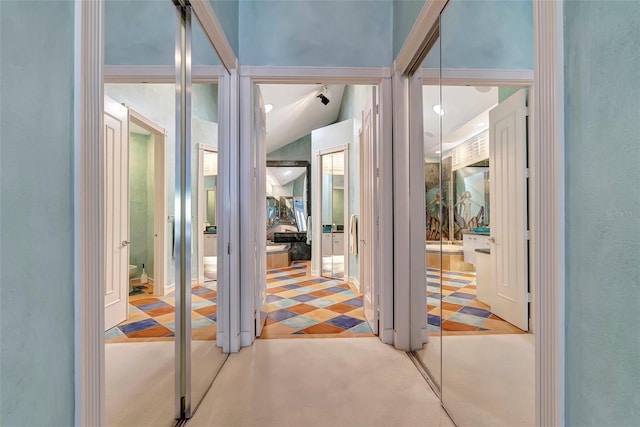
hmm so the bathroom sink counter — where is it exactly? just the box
[462,230,490,236]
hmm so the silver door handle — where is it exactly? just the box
[122,240,130,247]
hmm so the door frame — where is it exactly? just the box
[128,109,168,297]
[396,1,565,424]
[316,145,349,280]
[238,67,394,349]
[73,1,236,424]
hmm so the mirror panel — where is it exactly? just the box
[439,1,535,426]
[103,1,177,425]
[189,10,227,414]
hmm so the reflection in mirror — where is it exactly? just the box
[414,35,442,394]
[189,4,228,411]
[320,151,346,280]
[103,2,178,425]
[438,1,535,424]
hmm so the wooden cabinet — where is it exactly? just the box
[204,233,217,256]
[463,234,491,265]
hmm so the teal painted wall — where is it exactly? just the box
[266,134,311,161]
[0,1,75,425]
[564,1,640,426]
[105,0,220,66]
[423,0,533,70]
[393,0,426,57]
[209,0,239,55]
[239,1,393,67]
[129,133,155,278]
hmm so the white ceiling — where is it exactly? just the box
[259,84,345,154]
[266,166,306,187]
[422,86,499,159]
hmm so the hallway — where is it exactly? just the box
[187,338,454,427]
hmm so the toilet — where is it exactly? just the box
[129,265,138,292]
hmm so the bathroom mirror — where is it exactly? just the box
[320,150,346,280]
[206,189,216,226]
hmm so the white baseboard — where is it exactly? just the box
[164,282,175,295]
[348,276,361,294]
[380,328,394,345]
[240,331,253,347]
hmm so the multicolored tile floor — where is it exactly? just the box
[260,262,375,339]
[105,281,217,343]
[427,268,525,335]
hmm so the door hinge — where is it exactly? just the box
[526,292,532,303]
[227,243,231,254]
[524,107,529,116]
[253,167,257,178]
[376,168,380,178]
[376,104,379,114]
[525,230,531,240]
[524,168,530,178]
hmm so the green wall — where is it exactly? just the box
[266,134,311,161]
[0,1,75,425]
[564,1,640,425]
[129,133,155,278]
[393,0,426,57]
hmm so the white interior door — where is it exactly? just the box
[104,96,130,331]
[361,88,378,334]
[255,85,268,337]
[489,88,529,331]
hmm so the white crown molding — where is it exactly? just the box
[190,0,237,71]
[420,68,534,85]
[240,66,391,84]
[533,1,565,426]
[394,0,448,75]
[74,0,104,425]
[104,65,225,83]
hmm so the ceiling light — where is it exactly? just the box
[317,86,331,106]
[476,122,486,127]
[475,86,491,93]
[435,150,441,154]
[265,104,273,113]
[433,105,445,116]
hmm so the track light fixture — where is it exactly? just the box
[316,85,331,105]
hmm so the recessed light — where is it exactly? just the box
[475,86,491,93]
[435,150,441,154]
[476,122,486,127]
[433,105,445,116]
[265,104,274,113]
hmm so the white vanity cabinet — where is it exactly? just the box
[463,233,491,265]
[322,233,333,256]
[332,233,344,256]
[322,232,344,256]
[204,233,217,256]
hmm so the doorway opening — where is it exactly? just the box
[255,84,378,339]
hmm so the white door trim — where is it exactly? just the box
[239,68,394,348]
[533,1,565,425]
[189,0,237,72]
[74,1,103,425]
[128,109,168,297]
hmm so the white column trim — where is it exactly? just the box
[533,1,565,426]
[391,71,411,351]
[190,0,237,71]
[378,77,394,345]
[74,0,103,425]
